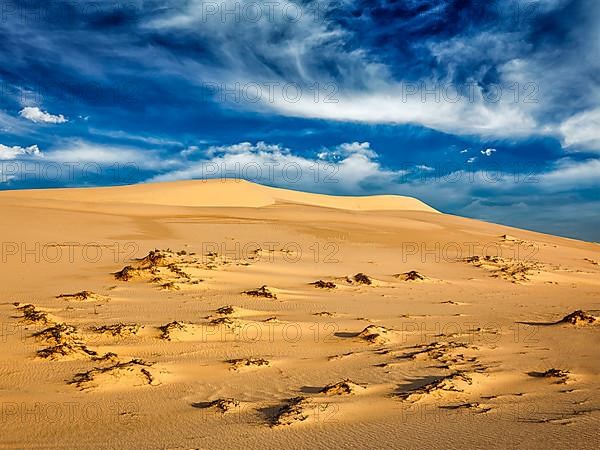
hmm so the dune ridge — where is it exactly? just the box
[0,178,439,212]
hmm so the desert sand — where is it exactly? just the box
[0,179,599,449]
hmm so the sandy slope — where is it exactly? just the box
[0,179,598,449]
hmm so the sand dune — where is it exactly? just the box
[0,178,439,212]
[1,179,599,449]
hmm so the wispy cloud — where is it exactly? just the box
[1,1,598,146]
[88,129,184,147]
[559,108,600,152]
[45,140,174,169]
[139,0,599,144]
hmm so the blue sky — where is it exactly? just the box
[0,0,599,240]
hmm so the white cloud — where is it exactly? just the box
[19,107,67,124]
[180,145,200,157]
[147,141,400,193]
[467,157,477,163]
[415,165,435,171]
[203,141,274,157]
[0,143,43,160]
[559,108,600,152]
[254,84,540,138]
[481,148,496,157]
[316,142,377,161]
[338,142,377,158]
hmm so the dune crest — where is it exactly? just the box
[0,178,439,212]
